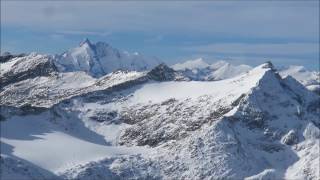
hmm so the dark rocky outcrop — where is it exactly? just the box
[147,63,176,81]
[0,52,25,63]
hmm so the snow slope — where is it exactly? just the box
[1,110,148,175]
[209,61,252,80]
[130,64,261,104]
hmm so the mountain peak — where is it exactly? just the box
[193,58,205,63]
[262,61,275,70]
[79,38,92,47]
[210,60,229,70]
[147,63,176,81]
[172,58,209,71]
[54,40,160,77]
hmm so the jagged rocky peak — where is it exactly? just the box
[262,61,275,70]
[79,38,110,51]
[147,63,176,81]
[79,38,92,47]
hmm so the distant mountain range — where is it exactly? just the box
[1,40,319,180]
[1,39,319,94]
[172,58,319,94]
[171,58,252,81]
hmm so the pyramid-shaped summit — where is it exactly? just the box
[54,39,161,77]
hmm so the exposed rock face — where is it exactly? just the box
[147,63,176,81]
[118,97,234,147]
[281,130,298,145]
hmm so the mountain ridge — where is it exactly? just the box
[171,58,252,81]
[1,40,319,180]
[1,59,319,179]
[1,40,318,94]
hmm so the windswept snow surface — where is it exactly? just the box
[0,113,149,174]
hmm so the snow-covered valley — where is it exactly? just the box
[0,41,319,180]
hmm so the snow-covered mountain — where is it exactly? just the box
[279,65,320,95]
[172,58,252,81]
[0,39,162,90]
[0,53,57,88]
[54,39,160,77]
[172,58,210,70]
[1,57,319,180]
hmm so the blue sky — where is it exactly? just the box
[1,1,319,70]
